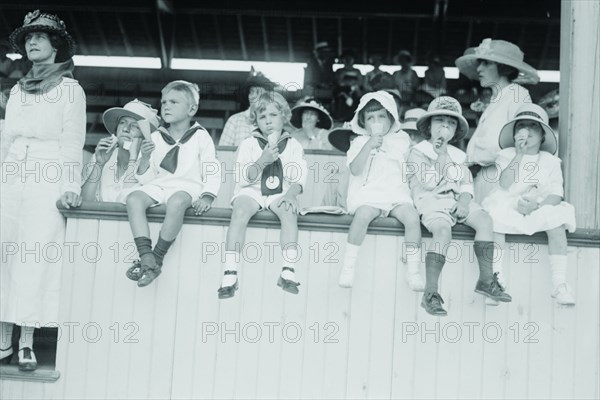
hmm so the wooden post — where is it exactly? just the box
[559,0,600,229]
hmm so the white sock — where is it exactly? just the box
[222,250,240,286]
[406,249,422,275]
[549,254,568,290]
[19,326,34,350]
[0,322,13,350]
[282,247,299,282]
[343,243,361,270]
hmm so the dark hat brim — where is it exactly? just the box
[291,104,333,130]
[9,25,76,61]
[328,127,357,153]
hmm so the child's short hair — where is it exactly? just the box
[161,80,200,107]
[357,99,394,129]
[421,115,460,141]
[249,92,292,125]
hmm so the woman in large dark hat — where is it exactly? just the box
[1,10,86,371]
[290,97,334,150]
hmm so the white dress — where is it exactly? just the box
[346,130,413,214]
[482,148,576,235]
[1,78,86,326]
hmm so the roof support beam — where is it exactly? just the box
[116,13,134,57]
[237,14,248,61]
[286,17,294,62]
[212,15,225,60]
[67,12,89,55]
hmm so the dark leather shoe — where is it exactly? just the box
[137,267,162,287]
[475,273,512,302]
[277,267,300,294]
[0,346,12,365]
[18,347,37,371]
[126,259,143,281]
[218,271,238,299]
[421,291,447,316]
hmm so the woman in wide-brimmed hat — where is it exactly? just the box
[81,99,160,202]
[455,38,540,202]
[481,103,576,306]
[1,9,86,371]
[290,98,334,150]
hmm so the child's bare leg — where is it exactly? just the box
[464,210,512,302]
[389,204,424,291]
[270,200,300,288]
[220,196,260,292]
[546,226,575,305]
[153,192,192,267]
[339,206,380,288]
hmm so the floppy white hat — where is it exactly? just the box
[498,103,557,155]
[102,99,160,135]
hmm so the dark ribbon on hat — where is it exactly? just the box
[515,111,542,120]
[158,126,200,173]
[254,132,290,195]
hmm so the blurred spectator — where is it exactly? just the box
[392,50,420,106]
[418,55,447,99]
[304,41,335,95]
[332,49,362,121]
[0,40,14,78]
[8,57,31,79]
[290,97,334,150]
[219,70,276,147]
[363,54,392,93]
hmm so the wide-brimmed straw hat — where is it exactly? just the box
[328,122,357,153]
[290,98,333,130]
[401,108,426,132]
[9,9,76,62]
[498,103,557,155]
[455,38,539,85]
[416,96,470,142]
[102,99,160,135]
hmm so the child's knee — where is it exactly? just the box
[354,206,378,224]
[166,193,191,212]
[277,208,297,226]
[126,192,143,208]
[231,204,255,222]
[431,222,452,241]
[473,212,493,233]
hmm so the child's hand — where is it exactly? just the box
[140,139,155,159]
[60,191,82,209]
[277,194,298,214]
[367,135,383,151]
[517,197,538,215]
[451,198,470,219]
[514,129,528,153]
[192,195,214,215]
[433,137,448,155]
[94,136,117,166]
[259,144,280,165]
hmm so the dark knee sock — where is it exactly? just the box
[425,252,445,293]
[474,241,494,282]
[153,236,174,267]
[134,236,153,257]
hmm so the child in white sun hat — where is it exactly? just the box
[482,103,576,306]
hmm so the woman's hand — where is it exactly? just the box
[60,191,82,209]
[277,193,299,213]
[94,137,116,166]
[139,139,155,160]
[192,195,214,215]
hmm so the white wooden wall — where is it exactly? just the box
[214,149,346,209]
[1,218,599,399]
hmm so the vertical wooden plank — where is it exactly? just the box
[233,227,269,399]
[254,228,286,399]
[573,247,600,399]
[366,235,397,399]
[455,240,485,399]
[504,242,534,399]
[434,237,467,400]
[60,218,98,400]
[391,236,421,400]
[526,244,553,399]
[345,234,376,398]
[278,229,310,399]
[550,246,579,399]
[322,231,352,399]
[190,225,226,399]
